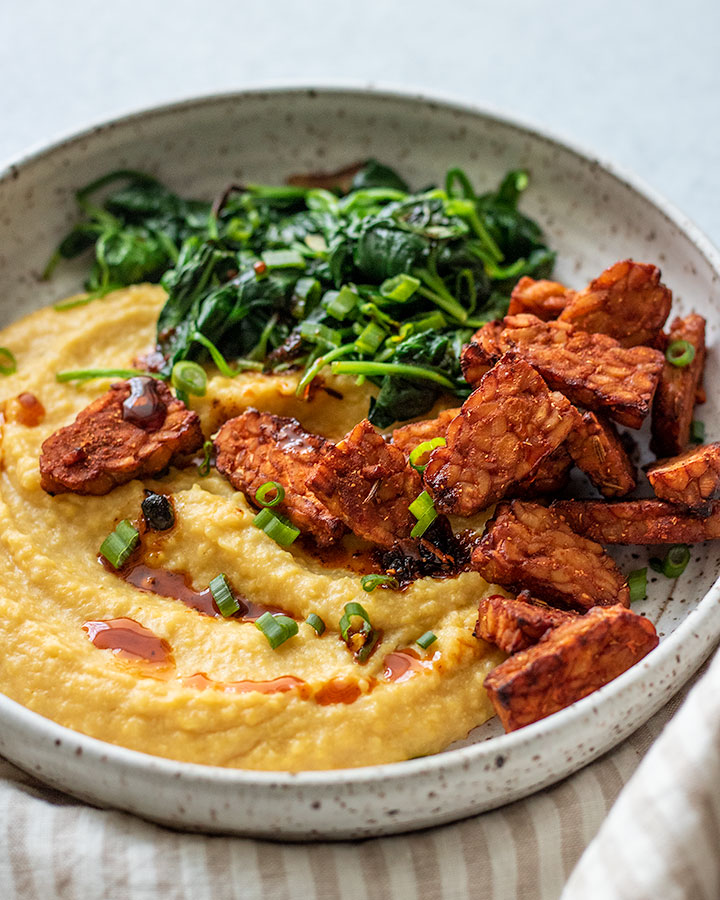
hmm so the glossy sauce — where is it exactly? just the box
[297,535,381,577]
[122,377,166,431]
[383,648,439,684]
[11,392,45,427]
[83,617,173,664]
[314,677,365,706]
[183,672,307,696]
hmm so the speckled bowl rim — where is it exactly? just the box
[0,84,719,804]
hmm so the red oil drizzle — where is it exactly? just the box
[314,677,364,706]
[122,376,166,431]
[83,617,173,664]
[11,392,45,427]
[183,672,307,696]
[383,648,438,684]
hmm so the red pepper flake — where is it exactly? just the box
[253,260,268,277]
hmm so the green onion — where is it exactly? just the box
[660,544,691,579]
[306,613,326,635]
[409,490,439,538]
[253,508,300,546]
[209,573,240,617]
[255,611,298,649]
[361,574,399,592]
[355,322,387,355]
[322,286,358,320]
[262,249,306,269]
[339,602,379,662]
[191,331,236,378]
[299,321,342,348]
[331,361,455,391]
[292,276,321,317]
[411,509,438,538]
[627,568,647,603]
[99,519,139,569]
[666,340,696,368]
[409,437,446,472]
[198,440,213,477]
[304,234,328,253]
[649,557,664,574]
[691,420,705,444]
[255,481,285,508]
[380,274,421,302]
[56,368,164,383]
[416,631,437,649]
[296,343,355,396]
[0,347,17,376]
[171,360,207,398]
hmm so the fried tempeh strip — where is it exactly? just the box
[646,443,720,511]
[471,500,630,610]
[391,408,460,456]
[308,419,422,549]
[565,410,637,498]
[460,320,503,386]
[514,446,574,498]
[484,604,659,732]
[474,592,577,654]
[424,356,579,516]
[552,498,720,544]
[508,277,574,320]
[214,409,345,547]
[650,314,707,458]
[558,260,672,347]
[39,378,203,496]
[462,314,665,429]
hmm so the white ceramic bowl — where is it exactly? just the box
[1,88,719,839]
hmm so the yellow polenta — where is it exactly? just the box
[0,285,501,770]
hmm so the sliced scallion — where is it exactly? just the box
[380,274,420,302]
[198,440,213,477]
[409,490,439,538]
[660,544,691,579]
[171,360,207,398]
[409,437,446,472]
[339,602,372,641]
[339,601,379,662]
[627,568,647,603]
[253,507,300,546]
[255,481,285,508]
[691,420,705,444]
[209,573,240,617]
[361,574,399,593]
[323,285,358,320]
[100,519,139,569]
[416,631,437,649]
[255,611,298,649]
[0,347,17,376]
[299,320,342,348]
[306,613,326,635]
[262,249,306,270]
[666,340,696,368]
[355,322,387,355]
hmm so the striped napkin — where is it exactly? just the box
[0,654,713,900]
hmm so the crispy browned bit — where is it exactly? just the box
[472,500,630,610]
[463,314,664,429]
[508,277,574,320]
[558,260,672,347]
[307,419,422,549]
[474,592,577,654]
[39,379,202,496]
[484,604,659,732]
[650,314,706,458]
[214,409,345,547]
[647,443,720,511]
[460,320,503,385]
[552,498,720,543]
[565,410,637,498]
[286,160,364,193]
[391,408,461,456]
[514,445,574,498]
[424,356,579,516]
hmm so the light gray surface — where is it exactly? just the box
[2,0,719,245]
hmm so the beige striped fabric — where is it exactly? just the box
[0,659,710,900]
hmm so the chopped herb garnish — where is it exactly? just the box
[409,490,439,538]
[339,601,379,662]
[255,611,298,649]
[209,573,240,617]
[255,481,285,508]
[99,519,139,569]
[198,440,213,477]
[360,574,399,592]
[0,347,17,376]
[306,613,326,635]
[659,544,691,579]
[627,568,647,603]
[665,340,696,368]
[409,437,446,472]
[253,507,300,546]
[171,360,206,398]
[691,420,705,444]
[416,631,437,649]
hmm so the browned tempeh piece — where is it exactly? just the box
[391,408,460,456]
[508,277,574,320]
[214,409,345,546]
[461,314,664,428]
[460,320,503,385]
[565,410,637,498]
[307,419,422,549]
[484,604,659,732]
[474,592,577,654]
[650,314,707,458]
[646,443,720,510]
[558,260,672,347]
[553,498,720,544]
[39,378,203,496]
[471,500,630,610]
[514,446,574,497]
[423,356,579,516]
